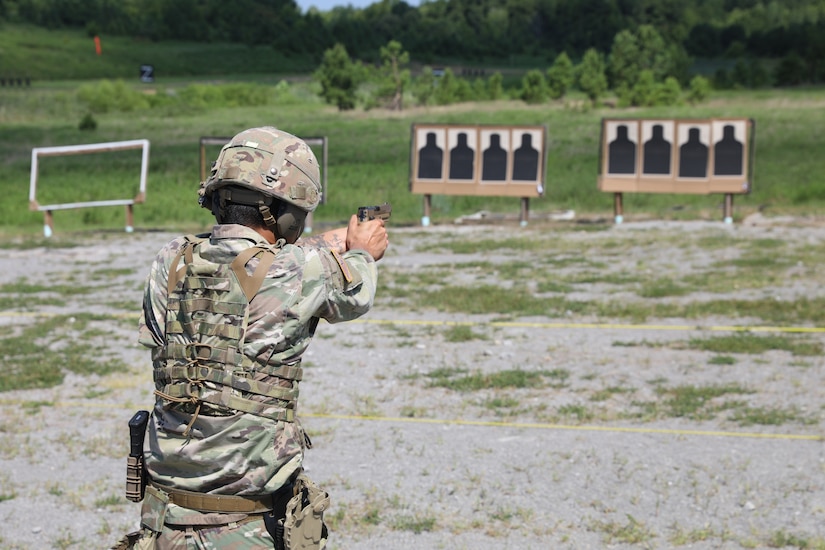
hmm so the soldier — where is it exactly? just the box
[116,126,388,549]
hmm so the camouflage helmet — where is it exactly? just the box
[200,127,321,213]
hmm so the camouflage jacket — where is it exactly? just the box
[138,224,377,496]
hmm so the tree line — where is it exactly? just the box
[315,31,712,113]
[4,0,825,65]
[4,0,825,93]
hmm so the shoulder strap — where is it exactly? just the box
[231,246,277,302]
[167,235,207,296]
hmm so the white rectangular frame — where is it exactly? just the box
[29,139,150,212]
[29,139,150,236]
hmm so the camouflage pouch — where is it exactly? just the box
[140,484,169,533]
[108,531,141,550]
[283,474,330,550]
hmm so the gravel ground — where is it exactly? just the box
[1,215,824,549]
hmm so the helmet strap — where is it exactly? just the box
[258,202,278,228]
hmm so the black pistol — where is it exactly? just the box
[126,410,150,502]
[357,202,392,222]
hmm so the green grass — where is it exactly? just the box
[0,315,129,392]
[656,383,753,420]
[0,24,317,81]
[399,282,825,324]
[390,514,437,534]
[591,515,656,545]
[730,406,812,426]
[688,333,823,356]
[442,324,487,342]
[766,530,825,549]
[426,367,569,391]
[94,494,125,508]
[3,27,825,236]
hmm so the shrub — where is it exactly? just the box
[78,113,97,131]
[520,69,548,104]
[653,76,682,106]
[687,75,711,104]
[76,79,150,113]
[433,68,462,105]
[487,72,504,100]
[630,69,657,106]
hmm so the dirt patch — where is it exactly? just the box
[1,218,824,549]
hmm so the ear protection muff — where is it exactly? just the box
[212,186,307,245]
[275,202,307,245]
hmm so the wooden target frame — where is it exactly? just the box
[597,118,755,223]
[409,123,547,226]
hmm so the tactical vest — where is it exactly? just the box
[152,236,302,428]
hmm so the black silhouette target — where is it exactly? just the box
[416,129,445,180]
[448,130,476,180]
[481,131,508,181]
[512,130,541,181]
[606,121,638,175]
[678,124,710,178]
[642,121,673,175]
[713,121,745,176]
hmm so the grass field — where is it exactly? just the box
[1,24,825,236]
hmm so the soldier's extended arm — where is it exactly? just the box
[298,228,347,253]
[298,203,391,253]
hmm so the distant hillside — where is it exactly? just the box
[0,24,316,81]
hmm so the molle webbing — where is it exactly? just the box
[154,375,296,421]
[154,345,303,380]
[156,364,299,403]
[156,236,299,423]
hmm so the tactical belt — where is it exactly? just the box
[149,480,274,514]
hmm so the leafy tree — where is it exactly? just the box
[608,29,640,91]
[315,43,360,111]
[546,52,574,99]
[374,40,410,111]
[520,69,548,104]
[609,25,685,91]
[635,25,673,80]
[578,48,608,106]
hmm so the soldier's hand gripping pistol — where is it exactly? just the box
[357,202,392,222]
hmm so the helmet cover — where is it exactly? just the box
[199,127,321,213]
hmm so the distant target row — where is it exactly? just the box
[409,119,753,200]
[604,119,748,179]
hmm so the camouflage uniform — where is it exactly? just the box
[130,223,377,548]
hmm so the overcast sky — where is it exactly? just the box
[295,0,421,12]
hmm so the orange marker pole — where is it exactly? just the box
[94,36,102,55]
